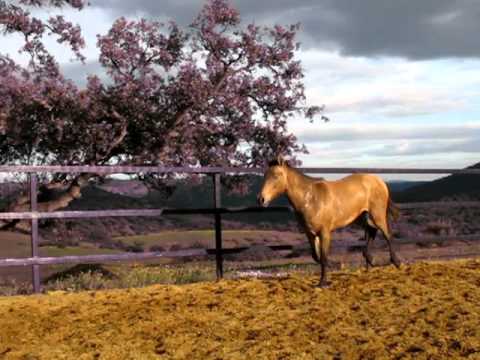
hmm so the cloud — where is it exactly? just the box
[293,121,480,177]
[300,51,479,119]
[90,0,480,60]
[61,60,107,87]
[372,138,480,157]
[295,123,480,143]
[90,0,203,24]
[314,87,466,117]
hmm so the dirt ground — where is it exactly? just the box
[1,259,479,359]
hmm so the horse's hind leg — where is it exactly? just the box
[362,225,377,270]
[369,210,401,268]
[375,219,401,268]
[386,235,401,268]
[359,212,376,269]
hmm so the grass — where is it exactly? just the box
[0,232,120,259]
[42,263,216,293]
[0,259,479,359]
[0,232,31,258]
[0,258,322,296]
[0,228,300,292]
[38,246,120,257]
[0,260,315,296]
[114,229,300,250]
[0,231,122,284]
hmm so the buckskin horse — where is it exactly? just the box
[257,157,401,288]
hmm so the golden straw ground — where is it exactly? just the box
[1,259,479,359]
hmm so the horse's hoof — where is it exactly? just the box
[316,281,330,289]
[392,258,402,269]
[362,251,374,269]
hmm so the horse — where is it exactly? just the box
[257,157,401,288]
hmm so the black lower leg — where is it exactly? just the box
[362,226,376,270]
[318,255,329,287]
[386,239,401,268]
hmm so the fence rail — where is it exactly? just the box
[1,165,480,174]
[0,165,479,293]
[0,201,479,221]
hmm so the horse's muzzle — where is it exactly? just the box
[257,195,268,207]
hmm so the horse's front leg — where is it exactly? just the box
[306,232,320,263]
[314,230,332,288]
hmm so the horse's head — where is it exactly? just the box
[257,156,289,207]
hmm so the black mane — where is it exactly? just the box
[268,158,290,167]
[268,159,281,167]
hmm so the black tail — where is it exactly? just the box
[388,198,400,222]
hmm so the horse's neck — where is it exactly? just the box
[284,167,314,211]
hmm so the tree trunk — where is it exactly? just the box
[0,173,93,232]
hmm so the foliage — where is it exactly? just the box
[0,0,321,171]
[0,0,324,229]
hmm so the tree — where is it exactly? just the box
[0,0,323,229]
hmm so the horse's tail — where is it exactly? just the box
[387,198,400,222]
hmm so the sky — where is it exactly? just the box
[3,0,480,179]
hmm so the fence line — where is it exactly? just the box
[1,234,479,268]
[0,201,479,221]
[1,165,480,174]
[0,165,479,293]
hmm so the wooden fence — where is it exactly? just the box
[0,165,480,293]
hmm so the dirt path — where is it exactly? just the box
[1,259,480,359]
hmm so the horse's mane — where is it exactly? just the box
[268,159,325,182]
[268,159,290,167]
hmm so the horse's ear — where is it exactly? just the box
[267,155,288,167]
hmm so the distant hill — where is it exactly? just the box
[395,162,480,203]
[146,175,294,225]
[388,181,427,193]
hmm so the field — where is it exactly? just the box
[0,229,303,286]
[114,229,304,250]
[0,259,479,359]
[0,232,121,282]
[3,226,480,296]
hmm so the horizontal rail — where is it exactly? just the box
[1,202,479,220]
[1,234,478,268]
[301,168,480,175]
[0,249,206,267]
[0,206,292,220]
[0,209,165,220]
[0,165,479,175]
[396,234,480,245]
[398,201,480,209]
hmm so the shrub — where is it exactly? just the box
[125,241,144,253]
[424,219,456,236]
[149,245,166,252]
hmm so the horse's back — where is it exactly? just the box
[299,173,391,231]
[318,173,390,218]
[335,173,388,194]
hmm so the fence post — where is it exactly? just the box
[30,173,41,293]
[212,173,223,280]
